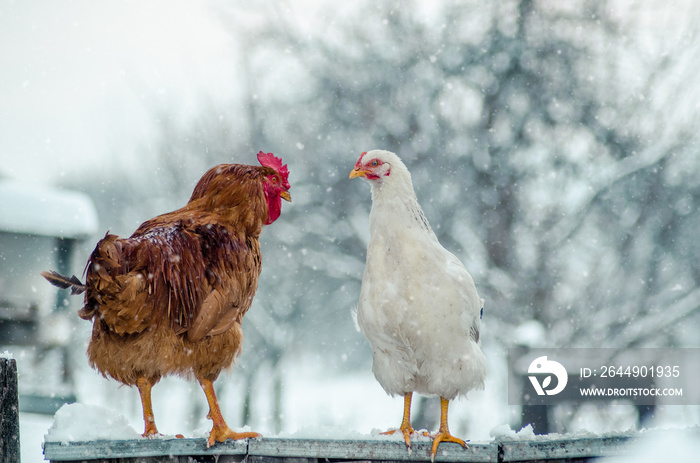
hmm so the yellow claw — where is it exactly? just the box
[381,393,417,453]
[381,426,415,454]
[206,425,261,448]
[429,430,468,461]
[199,377,261,448]
[429,397,468,462]
[136,377,162,439]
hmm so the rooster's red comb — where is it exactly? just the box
[257,151,290,188]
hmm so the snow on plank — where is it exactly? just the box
[499,435,631,461]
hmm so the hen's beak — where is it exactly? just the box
[349,168,368,179]
[280,191,292,202]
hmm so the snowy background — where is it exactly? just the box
[2,1,700,462]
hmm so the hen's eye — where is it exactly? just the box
[371,160,378,167]
[271,176,278,182]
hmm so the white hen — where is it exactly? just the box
[350,150,486,460]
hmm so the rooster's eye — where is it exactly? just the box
[271,176,278,182]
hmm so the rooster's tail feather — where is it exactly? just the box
[41,270,86,295]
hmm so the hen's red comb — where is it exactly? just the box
[355,151,368,169]
[257,151,290,187]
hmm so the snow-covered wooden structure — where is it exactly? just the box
[0,179,98,343]
[0,179,98,413]
[41,433,660,463]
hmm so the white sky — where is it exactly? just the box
[0,0,240,182]
[1,1,697,185]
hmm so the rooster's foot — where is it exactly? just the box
[141,424,161,439]
[206,425,261,448]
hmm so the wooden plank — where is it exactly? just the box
[45,431,700,462]
[43,437,247,460]
[498,435,631,462]
[249,438,497,462]
[1,358,20,463]
[45,437,497,462]
[248,457,319,463]
[48,456,244,463]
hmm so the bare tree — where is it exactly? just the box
[63,0,700,433]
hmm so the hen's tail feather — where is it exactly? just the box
[41,270,86,295]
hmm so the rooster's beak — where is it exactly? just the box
[280,191,292,202]
[349,168,368,179]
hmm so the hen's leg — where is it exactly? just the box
[381,392,419,452]
[429,397,467,462]
[198,377,261,447]
[136,377,160,438]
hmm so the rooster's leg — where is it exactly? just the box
[136,377,160,438]
[429,397,467,462]
[381,392,420,453]
[198,377,261,447]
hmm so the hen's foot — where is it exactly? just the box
[206,425,261,448]
[381,425,415,451]
[428,397,468,462]
[429,430,468,462]
[382,426,430,455]
[382,392,425,454]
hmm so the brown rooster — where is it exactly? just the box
[42,152,291,447]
